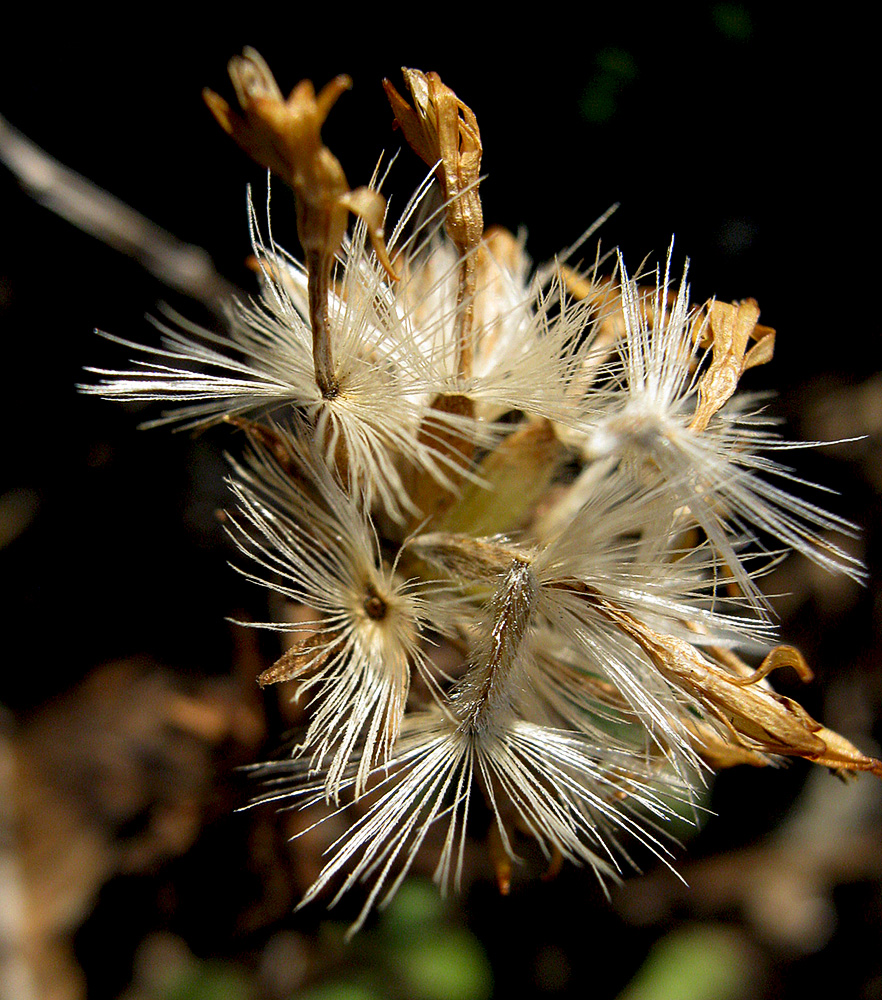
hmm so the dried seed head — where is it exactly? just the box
[77,51,878,935]
[224,439,450,798]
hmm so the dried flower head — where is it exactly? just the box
[573,248,864,603]
[225,433,456,798]
[82,51,880,934]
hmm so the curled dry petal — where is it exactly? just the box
[689,298,776,432]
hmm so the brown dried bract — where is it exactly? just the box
[620,618,881,776]
[557,581,882,778]
[258,631,342,688]
[689,298,776,433]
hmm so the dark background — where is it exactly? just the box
[2,7,880,999]
[3,7,875,695]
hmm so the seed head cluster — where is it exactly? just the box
[83,51,881,934]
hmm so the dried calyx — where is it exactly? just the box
[205,48,397,397]
[384,69,483,379]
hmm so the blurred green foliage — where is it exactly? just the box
[299,880,492,1000]
[616,924,750,1000]
[579,46,638,123]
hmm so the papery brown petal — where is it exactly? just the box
[384,68,483,253]
[384,68,484,378]
[202,89,290,179]
[312,75,353,122]
[742,323,776,371]
[728,644,814,687]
